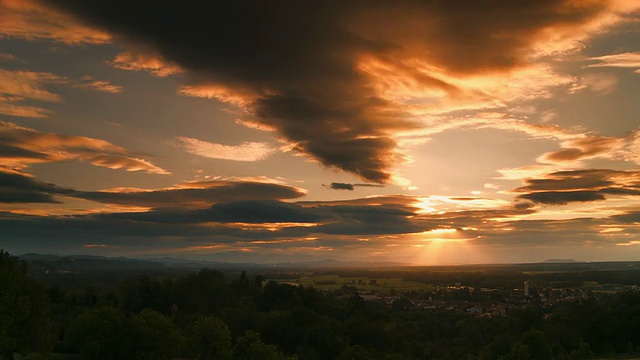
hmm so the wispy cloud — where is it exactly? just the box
[0,68,65,118]
[588,52,640,73]
[579,73,619,94]
[0,69,124,117]
[110,51,182,77]
[73,76,123,94]
[0,68,64,102]
[0,53,16,62]
[0,102,51,118]
[172,136,276,162]
[0,121,168,174]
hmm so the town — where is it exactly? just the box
[291,273,639,319]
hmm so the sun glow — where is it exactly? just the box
[426,228,457,235]
[397,228,491,265]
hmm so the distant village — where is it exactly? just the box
[288,274,640,319]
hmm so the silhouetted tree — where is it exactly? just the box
[0,250,52,360]
[187,316,232,359]
[64,306,126,360]
[126,308,186,360]
[233,330,281,360]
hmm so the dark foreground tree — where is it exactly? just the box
[64,306,127,360]
[233,330,281,360]
[126,309,186,360]
[187,316,232,359]
[0,250,52,360]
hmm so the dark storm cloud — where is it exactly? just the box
[519,191,606,205]
[600,187,640,196]
[327,182,385,190]
[41,0,612,182]
[9,186,608,252]
[515,171,613,192]
[99,200,327,224]
[0,144,51,160]
[0,191,437,241]
[329,183,354,191]
[0,211,243,240]
[317,204,427,235]
[76,180,306,208]
[207,200,324,223]
[610,211,640,224]
[0,169,73,203]
[514,169,640,205]
[92,199,426,236]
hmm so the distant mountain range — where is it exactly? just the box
[543,259,578,263]
[18,253,410,272]
[270,258,409,268]
[23,254,636,276]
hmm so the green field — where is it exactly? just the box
[274,274,434,292]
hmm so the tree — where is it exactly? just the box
[0,250,52,360]
[569,339,594,359]
[172,268,228,315]
[64,306,127,360]
[187,316,232,359]
[118,275,170,315]
[126,309,186,360]
[339,345,371,360]
[233,330,281,360]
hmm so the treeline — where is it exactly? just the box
[3,250,640,359]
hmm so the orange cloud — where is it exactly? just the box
[0,0,110,44]
[171,136,276,162]
[76,178,307,208]
[0,68,63,118]
[538,132,639,165]
[0,69,126,117]
[73,76,123,94]
[579,73,619,94]
[0,68,64,102]
[178,84,258,108]
[110,51,182,77]
[0,102,51,118]
[0,121,168,174]
[588,52,640,73]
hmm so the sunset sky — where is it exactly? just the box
[1,0,639,265]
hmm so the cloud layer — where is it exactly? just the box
[514,169,640,205]
[40,0,639,183]
[1,173,637,260]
